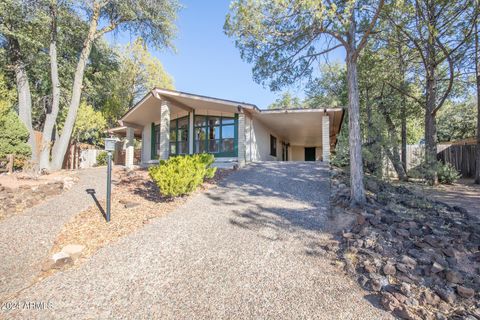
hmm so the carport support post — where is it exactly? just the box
[125,127,135,168]
[237,113,246,167]
[322,115,330,163]
[159,101,170,160]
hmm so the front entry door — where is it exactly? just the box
[304,147,316,161]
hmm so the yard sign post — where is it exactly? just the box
[104,137,117,222]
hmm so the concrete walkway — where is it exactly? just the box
[4,162,390,319]
[0,167,106,301]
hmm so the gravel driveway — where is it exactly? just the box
[0,167,106,301]
[4,162,390,319]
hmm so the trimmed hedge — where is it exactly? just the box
[149,153,217,197]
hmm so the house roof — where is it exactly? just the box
[116,88,345,146]
[120,88,260,125]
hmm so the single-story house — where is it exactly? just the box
[109,88,344,168]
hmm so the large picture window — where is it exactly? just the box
[194,115,237,157]
[151,116,189,159]
[170,116,189,155]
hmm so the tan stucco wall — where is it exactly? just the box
[288,145,323,161]
[245,115,282,161]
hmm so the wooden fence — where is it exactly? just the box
[437,144,477,178]
[383,143,478,179]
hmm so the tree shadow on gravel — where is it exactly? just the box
[205,162,337,255]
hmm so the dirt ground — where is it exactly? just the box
[405,179,480,219]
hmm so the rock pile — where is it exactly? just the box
[0,181,65,219]
[330,168,480,319]
[0,176,76,220]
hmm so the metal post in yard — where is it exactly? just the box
[104,137,118,223]
[106,151,112,222]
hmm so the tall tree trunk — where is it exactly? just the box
[50,4,101,170]
[347,51,366,206]
[424,3,439,185]
[39,0,61,170]
[397,36,408,172]
[7,37,36,162]
[475,9,480,184]
[379,100,408,181]
[401,99,407,171]
[425,70,438,185]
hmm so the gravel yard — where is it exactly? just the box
[0,167,106,302]
[3,162,390,319]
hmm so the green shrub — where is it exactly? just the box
[148,153,217,197]
[0,100,31,164]
[96,151,108,166]
[437,161,461,184]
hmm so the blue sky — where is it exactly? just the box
[106,1,345,109]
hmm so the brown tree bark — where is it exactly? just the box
[346,50,366,205]
[378,98,408,181]
[50,3,101,170]
[7,36,36,161]
[396,35,408,172]
[475,7,480,184]
[424,1,439,185]
[39,0,61,170]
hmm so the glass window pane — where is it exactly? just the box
[208,126,220,139]
[208,139,219,153]
[178,127,188,141]
[170,120,177,130]
[170,142,176,155]
[222,139,234,153]
[170,129,176,142]
[195,116,206,127]
[222,117,235,125]
[178,141,188,154]
[208,116,220,126]
[195,128,206,140]
[178,117,188,129]
[195,141,206,153]
[222,125,234,139]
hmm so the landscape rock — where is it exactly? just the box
[383,263,396,276]
[394,306,421,320]
[331,170,480,320]
[61,244,85,259]
[42,252,73,271]
[400,255,417,268]
[445,270,463,284]
[435,287,456,304]
[381,292,400,311]
[430,262,444,274]
[457,286,475,299]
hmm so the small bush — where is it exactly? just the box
[437,162,461,184]
[96,151,108,166]
[149,154,217,197]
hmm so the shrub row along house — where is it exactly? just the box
[108,88,344,168]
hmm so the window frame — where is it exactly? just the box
[194,114,238,157]
[169,115,189,156]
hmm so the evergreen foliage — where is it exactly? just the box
[149,154,216,197]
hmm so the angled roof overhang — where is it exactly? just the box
[253,108,344,146]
